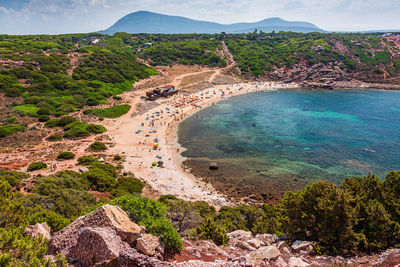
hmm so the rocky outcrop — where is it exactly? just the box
[48,204,142,256]
[68,227,130,266]
[245,246,281,264]
[24,222,51,240]
[291,240,314,253]
[136,233,160,256]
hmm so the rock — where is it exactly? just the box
[245,245,281,263]
[209,162,218,170]
[136,234,159,256]
[24,222,51,240]
[291,240,314,253]
[231,240,255,251]
[79,167,89,173]
[255,234,275,246]
[118,248,172,267]
[275,256,288,267]
[68,227,130,266]
[288,257,310,267]
[227,230,252,240]
[99,157,105,162]
[247,238,261,249]
[372,249,400,266]
[49,204,142,256]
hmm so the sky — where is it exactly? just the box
[0,0,399,34]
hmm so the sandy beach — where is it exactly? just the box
[106,81,300,206]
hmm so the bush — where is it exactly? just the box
[0,170,29,187]
[0,124,25,138]
[44,118,60,128]
[27,162,47,172]
[84,104,131,118]
[57,152,75,160]
[58,116,78,127]
[46,133,62,141]
[111,195,182,252]
[113,155,122,161]
[28,210,70,233]
[37,108,51,116]
[110,177,144,197]
[38,115,50,122]
[81,165,116,192]
[86,124,106,134]
[5,116,17,124]
[89,141,107,151]
[195,219,229,246]
[77,155,98,165]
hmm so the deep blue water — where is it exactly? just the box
[179,89,400,184]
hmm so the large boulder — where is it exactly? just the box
[136,233,160,256]
[245,245,281,264]
[68,227,130,266]
[24,222,51,240]
[48,204,142,255]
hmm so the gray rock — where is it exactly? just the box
[227,230,252,240]
[24,222,51,240]
[245,245,281,264]
[291,240,314,253]
[68,227,130,266]
[255,234,275,246]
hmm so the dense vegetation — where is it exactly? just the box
[84,104,131,118]
[1,160,400,263]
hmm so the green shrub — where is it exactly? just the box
[111,195,182,252]
[81,168,116,192]
[86,124,106,134]
[27,162,47,172]
[44,118,60,128]
[84,104,131,118]
[89,141,107,151]
[110,177,144,197]
[12,104,40,117]
[46,133,62,141]
[58,116,78,127]
[28,210,70,233]
[113,155,122,161]
[38,115,50,122]
[195,219,229,246]
[5,116,17,124]
[0,170,29,187]
[77,155,98,165]
[63,125,90,139]
[0,124,25,138]
[37,108,51,116]
[57,152,75,160]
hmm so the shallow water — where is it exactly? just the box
[179,89,400,188]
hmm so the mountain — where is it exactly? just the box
[102,11,324,34]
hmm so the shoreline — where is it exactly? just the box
[107,81,299,207]
[103,79,400,207]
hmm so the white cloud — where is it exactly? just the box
[0,0,399,34]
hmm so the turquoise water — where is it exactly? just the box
[179,89,400,186]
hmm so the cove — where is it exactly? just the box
[178,89,400,200]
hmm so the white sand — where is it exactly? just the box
[107,81,300,206]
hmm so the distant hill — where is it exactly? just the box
[102,11,324,34]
